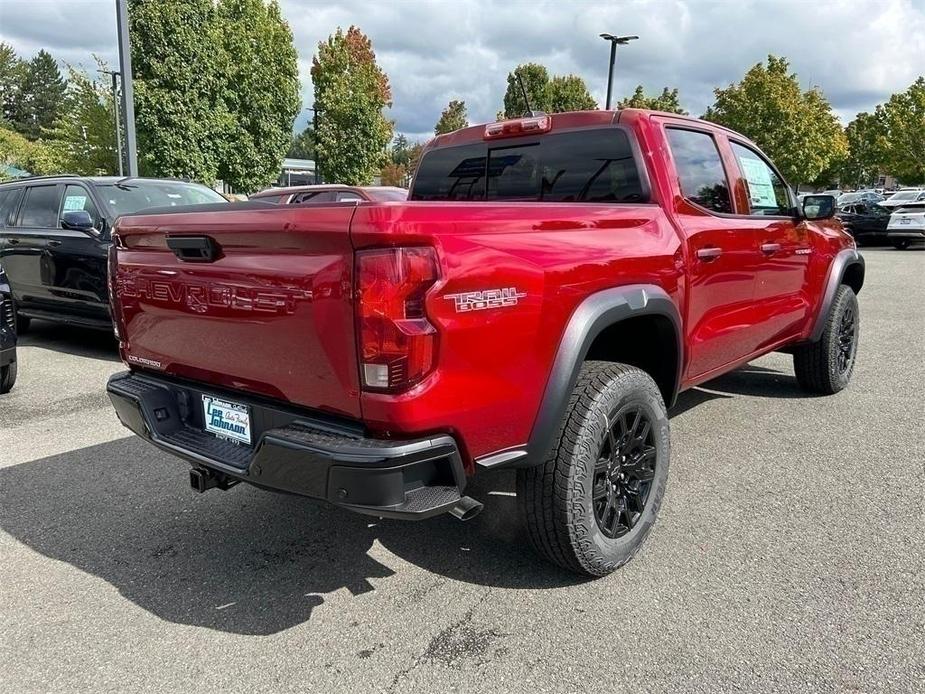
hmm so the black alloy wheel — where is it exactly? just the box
[593,406,657,539]
[836,300,857,375]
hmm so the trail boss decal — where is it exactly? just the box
[444,287,527,312]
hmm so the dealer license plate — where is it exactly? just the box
[202,395,252,445]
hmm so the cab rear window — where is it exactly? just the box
[410,129,646,203]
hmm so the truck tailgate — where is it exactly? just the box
[112,204,361,418]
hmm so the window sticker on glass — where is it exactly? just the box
[63,195,88,211]
[738,156,777,208]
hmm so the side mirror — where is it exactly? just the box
[801,194,836,221]
[61,209,95,232]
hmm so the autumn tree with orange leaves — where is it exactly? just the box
[311,26,393,184]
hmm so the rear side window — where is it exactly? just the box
[411,129,645,203]
[0,188,23,227]
[665,128,732,214]
[18,185,62,228]
[730,142,792,215]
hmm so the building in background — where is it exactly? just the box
[280,158,317,186]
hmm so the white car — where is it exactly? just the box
[886,201,925,249]
[879,188,925,208]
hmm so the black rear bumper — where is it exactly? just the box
[106,371,467,519]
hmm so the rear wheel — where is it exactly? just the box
[793,285,859,394]
[518,362,670,577]
[892,239,911,250]
[0,361,16,394]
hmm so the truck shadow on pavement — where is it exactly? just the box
[0,364,803,636]
[0,437,575,636]
[18,320,119,362]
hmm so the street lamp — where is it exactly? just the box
[308,106,322,183]
[98,69,123,176]
[115,0,138,176]
[600,33,639,110]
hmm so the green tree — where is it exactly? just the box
[12,49,67,139]
[382,135,424,186]
[839,112,885,188]
[288,125,315,160]
[876,77,925,185]
[43,66,118,175]
[311,26,393,185]
[545,75,596,113]
[502,65,597,117]
[216,0,300,191]
[434,99,468,135]
[130,0,229,183]
[618,85,688,114]
[0,43,25,124]
[0,120,54,177]
[390,133,411,167]
[703,55,846,187]
[502,63,550,117]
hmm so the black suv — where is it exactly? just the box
[0,176,227,331]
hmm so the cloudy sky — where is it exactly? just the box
[1,0,924,141]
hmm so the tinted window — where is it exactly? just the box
[61,184,100,228]
[292,191,336,203]
[95,180,226,216]
[665,128,732,214]
[337,192,364,202]
[730,142,792,215]
[18,185,61,228]
[411,129,645,203]
[0,188,23,227]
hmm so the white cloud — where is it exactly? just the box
[2,0,923,140]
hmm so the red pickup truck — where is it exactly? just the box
[107,109,863,576]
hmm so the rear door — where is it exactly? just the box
[726,141,812,348]
[4,183,63,312]
[662,126,761,378]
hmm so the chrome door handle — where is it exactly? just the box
[7,238,20,245]
[48,240,62,247]
[761,242,781,254]
[696,247,722,261]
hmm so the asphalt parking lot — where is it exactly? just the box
[1,247,923,693]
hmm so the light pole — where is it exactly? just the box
[600,33,638,110]
[309,106,322,183]
[116,0,138,176]
[99,69,123,176]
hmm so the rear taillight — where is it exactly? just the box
[356,247,439,392]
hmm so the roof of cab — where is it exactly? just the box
[426,108,745,150]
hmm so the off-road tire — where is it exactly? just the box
[517,361,670,577]
[0,361,16,394]
[793,285,859,395]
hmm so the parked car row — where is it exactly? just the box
[831,187,925,249]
